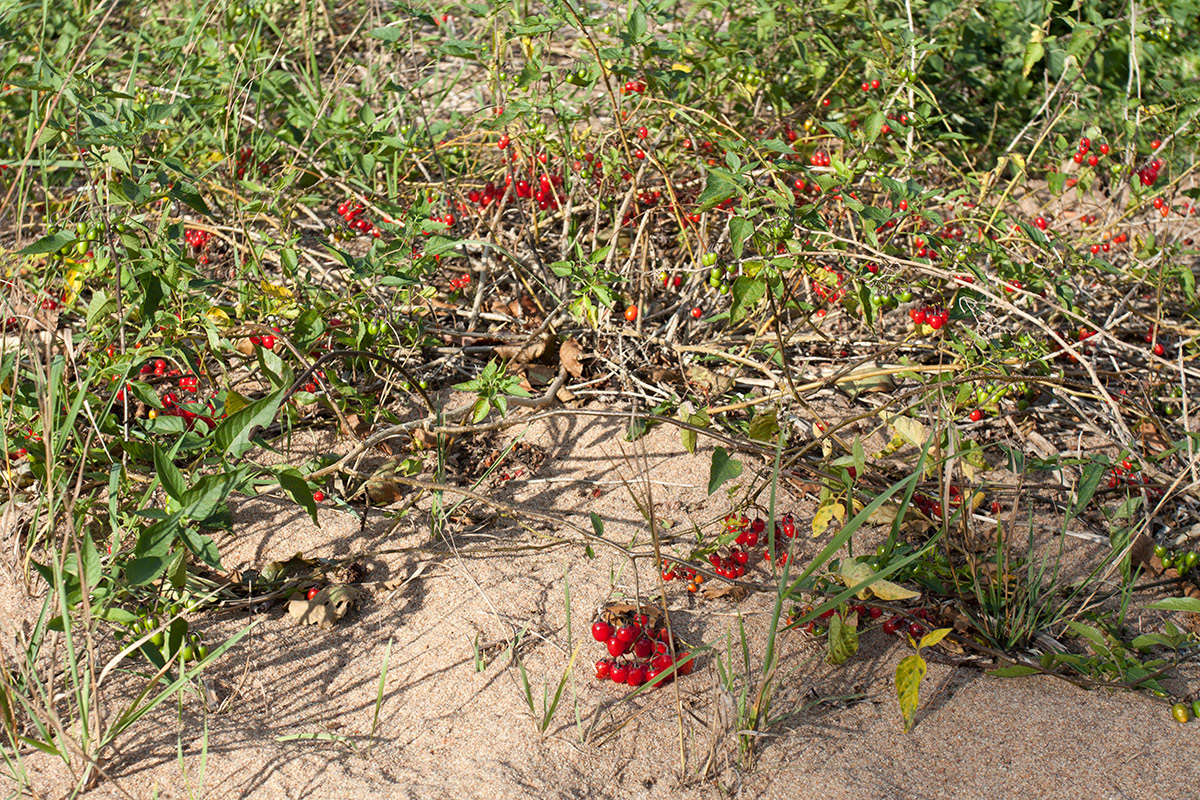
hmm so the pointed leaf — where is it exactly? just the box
[707,447,743,495]
[826,611,859,665]
[895,653,927,732]
[918,627,952,650]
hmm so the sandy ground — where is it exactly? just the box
[11,405,1200,799]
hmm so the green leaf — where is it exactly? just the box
[279,468,318,524]
[627,4,647,40]
[368,26,402,41]
[729,216,752,261]
[863,110,885,143]
[178,528,222,570]
[86,289,117,327]
[215,388,284,458]
[126,555,171,585]
[697,171,737,210]
[18,232,76,256]
[1068,458,1106,520]
[826,612,859,665]
[680,408,709,455]
[1022,34,1045,78]
[748,408,779,442]
[895,653,927,732]
[153,447,187,503]
[730,275,765,323]
[707,447,743,495]
[987,664,1040,678]
[1149,597,1200,614]
[179,471,242,521]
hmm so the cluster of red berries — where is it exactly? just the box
[509,172,563,211]
[663,513,800,589]
[812,266,847,305]
[792,602,882,635]
[247,333,277,350]
[183,228,212,265]
[1071,137,1110,167]
[449,272,472,291]
[791,176,822,199]
[620,79,647,95]
[809,151,832,168]
[591,611,694,689]
[231,145,268,180]
[1138,158,1164,187]
[1106,458,1143,490]
[910,236,941,261]
[881,607,932,637]
[1089,230,1128,255]
[909,305,949,330]
[466,181,508,210]
[336,200,383,238]
[111,357,223,430]
[860,78,882,92]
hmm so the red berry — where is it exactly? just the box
[624,305,638,322]
[883,619,898,635]
[306,587,320,601]
[497,134,510,150]
[591,620,612,642]
[633,636,654,659]
[626,665,646,687]
[313,490,325,503]
[1153,342,1165,356]
[616,624,639,644]
[691,306,702,319]
[1150,138,1161,150]
[1099,143,1110,155]
[637,126,648,139]
[261,335,275,350]
[908,622,924,637]
[607,636,626,658]
[969,409,983,422]
[610,662,629,683]
[595,659,611,680]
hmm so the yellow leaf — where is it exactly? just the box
[812,503,839,537]
[670,62,692,73]
[887,415,927,448]
[261,281,293,300]
[63,269,84,305]
[895,653,927,732]
[205,307,231,325]
[870,579,921,601]
[919,627,953,650]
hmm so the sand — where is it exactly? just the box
[11,407,1200,799]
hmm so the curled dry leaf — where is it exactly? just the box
[339,413,372,439]
[701,583,749,601]
[494,332,550,363]
[287,585,364,629]
[559,337,585,378]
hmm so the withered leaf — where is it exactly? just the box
[494,332,549,363]
[340,413,372,439]
[1138,420,1170,454]
[559,337,585,378]
[702,583,749,601]
[288,585,364,629]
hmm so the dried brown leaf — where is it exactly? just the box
[494,333,549,363]
[287,585,364,629]
[559,338,585,378]
[701,583,749,601]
